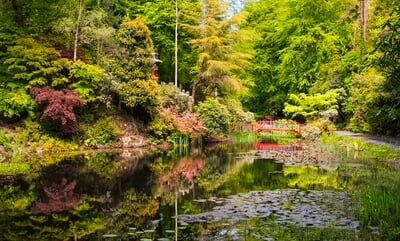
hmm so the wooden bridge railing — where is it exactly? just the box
[252,120,302,136]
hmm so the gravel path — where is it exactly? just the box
[335,131,400,149]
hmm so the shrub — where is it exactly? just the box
[148,107,204,142]
[14,120,42,144]
[84,117,120,147]
[223,98,254,124]
[195,98,232,137]
[0,129,12,149]
[301,125,322,141]
[158,82,191,112]
[283,89,340,121]
[30,86,83,134]
[309,118,336,135]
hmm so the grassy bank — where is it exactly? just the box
[323,133,400,240]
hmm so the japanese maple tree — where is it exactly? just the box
[30,86,83,134]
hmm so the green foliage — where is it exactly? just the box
[242,0,355,117]
[13,120,42,144]
[39,136,80,153]
[117,16,154,54]
[347,70,384,133]
[0,87,34,118]
[69,61,105,103]
[3,38,70,88]
[158,83,191,112]
[0,163,30,175]
[148,109,176,140]
[366,3,400,136]
[84,117,120,147]
[283,89,340,121]
[195,98,232,136]
[148,107,204,142]
[348,161,400,240]
[112,16,159,113]
[0,129,12,150]
[222,97,254,124]
[119,79,159,110]
[188,0,251,101]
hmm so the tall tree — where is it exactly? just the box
[188,0,251,102]
[242,0,355,117]
[111,16,158,117]
[369,3,400,135]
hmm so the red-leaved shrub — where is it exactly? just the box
[30,86,83,134]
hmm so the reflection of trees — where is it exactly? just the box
[0,182,104,240]
[216,159,285,195]
[284,166,341,190]
[32,177,81,215]
[1,151,163,240]
[104,190,159,237]
[154,151,205,204]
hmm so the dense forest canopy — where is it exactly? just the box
[1,0,400,137]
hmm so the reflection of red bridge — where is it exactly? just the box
[252,120,302,136]
[254,142,303,151]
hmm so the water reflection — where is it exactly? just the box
[0,141,359,240]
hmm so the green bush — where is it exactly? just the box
[283,89,340,121]
[223,98,254,124]
[195,98,232,136]
[158,82,191,112]
[0,129,12,151]
[147,110,175,140]
[84,117,120,147]
[14,120,42,144]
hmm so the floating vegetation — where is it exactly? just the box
[179,189,359,230]
[102,234,119,238]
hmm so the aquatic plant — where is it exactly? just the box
[352,166,400,240]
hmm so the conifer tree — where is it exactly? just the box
[111,16,158,115]
[188,0,250,102]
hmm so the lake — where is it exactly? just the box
[0,136,394,240]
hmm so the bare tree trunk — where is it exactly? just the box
[175,0,178,87]
[191,79,198,104]
[360,0,368,41]
[73,0,84,62]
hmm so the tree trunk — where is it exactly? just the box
[360,0,368,41]
[191,79,198,104]
[73,0,84,62]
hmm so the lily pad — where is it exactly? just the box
[102,234,119,238]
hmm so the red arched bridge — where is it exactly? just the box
[252,120,302,136]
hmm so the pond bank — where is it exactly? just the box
[335,131,400,149]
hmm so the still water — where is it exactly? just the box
[0,141,376,240]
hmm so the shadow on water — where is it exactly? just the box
[0,137,389,240]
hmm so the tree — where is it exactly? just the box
[242,0,355,117]
[0,0,75,34]
[283,89,341,122]
[369,3,400,135]
[0,37,69,119]
[188,0,251,102]
[30,86,83,134]
[111,16,159,115]
[0,37,105,119]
